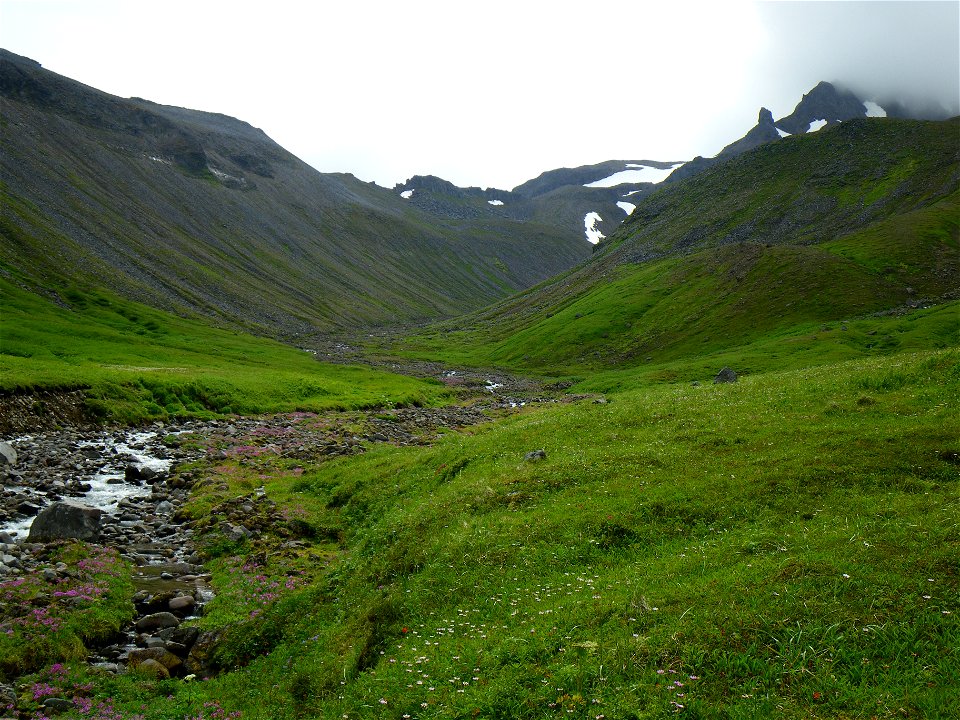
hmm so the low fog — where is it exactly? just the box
[753,1,959,120]
[1,1,957,189]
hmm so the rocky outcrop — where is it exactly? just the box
[713,368,738,384]
[776,81,867,135]
[665,82,876,186]
[717,107,783,158]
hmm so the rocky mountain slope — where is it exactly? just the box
[393,158,684,246]
[0,50,590,336]
[667,81,895,183]
[406,115,959,372]
[398,82,924,248]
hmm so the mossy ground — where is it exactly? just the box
[15,348,957,719]
[0,279,448,424]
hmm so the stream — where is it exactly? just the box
[0,425,215,677]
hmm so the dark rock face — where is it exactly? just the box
[713,368,738,384]
[776,81,867,135]
[27,502,102,542]
[666,82,878,186]
[717,107,782,159]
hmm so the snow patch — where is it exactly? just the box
[487,199,504,206]
[585,162,684,188]
[148,155,172,165]
[616,201,636,215]
[807,119,828,133]
[775,127,791,138]
[584,212,605,244]
[400,189,414,199]
[863,101,886,118]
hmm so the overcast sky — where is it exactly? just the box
[2,1,958,190]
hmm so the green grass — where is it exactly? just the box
[0,543,134,681]
[2,113,957,720]
[0,279,448,423]
[30,348,956,719]
[389,190,958,385]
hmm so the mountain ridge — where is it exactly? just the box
[397,82,939,246]
[0,49,590,337]
[398,115,959,375]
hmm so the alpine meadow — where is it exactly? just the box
[0,38,957,720]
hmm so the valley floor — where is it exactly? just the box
[1,348,957,719]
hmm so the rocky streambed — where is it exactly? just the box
[0,394,541,693]
[0,422,219,688]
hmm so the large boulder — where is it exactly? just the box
[128,647,182,676]
[713,367,738,384]
[135,612,180,633]
[27,502,102,542]
[183,627,228,678]
[133,657,170,679]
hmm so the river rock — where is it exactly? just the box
[17,501,40,516]
[165,641,190,657]
[41,697,74,712]
[184,627,227,678]
[133,657,170,679]
[27,502,102,542]
[161,625,200,649]
[169,595,196,614]
[135,612,180,633]
[130,647,183,672]
[0,441,17,466]
[125,464,157,483]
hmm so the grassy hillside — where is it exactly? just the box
[0,278,447,425]
[0,50,589,336]
[390,120,959,380]
[13,348,958,718]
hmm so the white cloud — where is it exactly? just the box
[1,1,955,189]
